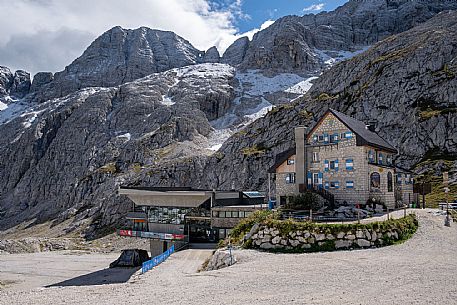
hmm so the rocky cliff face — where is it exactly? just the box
[31,27,203,102]
[0,64,237,234]
[234,0,457,73]
[0,66,31,100]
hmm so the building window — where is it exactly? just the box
[330,133,339,143]
[346,181,354,189]
[313,173,319,185]
[387,172,393,192]
[231,211,239,218]
[323,133,329,144]
[324,181,329,189]
[318,135,324,142]
[368,150,375,163]
[387,155,392,165]
[312,152,319,162]
[370,172,381,191]
[378,153,383,165]
[345,159,354,170]
[396,174,402,185]
[285,173,296,184]
[213,211,219,217]
[239,211,245,218]
[287,158,295,165]
[329,159,339,170]
[330,181,339,189]
[148,207,190,224]
[245,211,252,217]
[312,135,318,143]
[344,131,353,139]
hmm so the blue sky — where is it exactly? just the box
[221,0,349,33]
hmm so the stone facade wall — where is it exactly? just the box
[245,215,418,252]
[275,172,297,203]
[308,141,371,206]
[368,164,396,208]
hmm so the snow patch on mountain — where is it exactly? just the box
[285,76,319,94]
[235,70,306,96]
[314,47,370,67]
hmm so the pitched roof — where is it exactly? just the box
[328,109,397,153]
[268,147,296,173]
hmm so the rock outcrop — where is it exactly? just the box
[235,0,457,73]
[32,26,202,102]
[0,66,31,100]
[202,46,220,63]
[221,37,249,66]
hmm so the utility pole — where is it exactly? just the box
[444,172,451,227]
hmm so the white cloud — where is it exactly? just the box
[238,20,275,41]
[0,0,256,75]
[303,3,325,12]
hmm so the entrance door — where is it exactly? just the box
[313,173,319,188]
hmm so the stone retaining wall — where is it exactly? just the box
[244,214,417,252]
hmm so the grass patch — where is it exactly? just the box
[241,144,268,156]
[97,162,118,174]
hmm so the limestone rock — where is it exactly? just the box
[202,46,220,63]
[335,240,352,249]
[221,37,249,66]
[356,239,371,248]
[260,242,274,250]
[30,72,54,92]
[315,233,326,241]
[271,236,281,245]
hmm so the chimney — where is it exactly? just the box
[294,126,307,193]
[366,119,377,132]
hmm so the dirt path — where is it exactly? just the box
[1,210,456,305]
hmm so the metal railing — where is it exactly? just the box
[141,245,175,274]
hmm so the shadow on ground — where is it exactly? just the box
[46,267,140,287]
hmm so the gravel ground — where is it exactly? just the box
[1,209,456,305]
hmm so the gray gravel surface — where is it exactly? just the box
[0,210,456,305]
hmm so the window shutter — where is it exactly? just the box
[324,181,329,189]
[318,172,323,189]
[307,171,312,187]
[323,133,329,144]
[379,153,383,165]
[324,160,329,172]
[333,133,339,143]
[334,159,339,171]
[346,159,353,170]
[345,131,353,139]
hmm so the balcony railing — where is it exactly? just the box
[299,184,335,208]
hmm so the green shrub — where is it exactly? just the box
[284,193,321,211]
[228,210,279,244]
